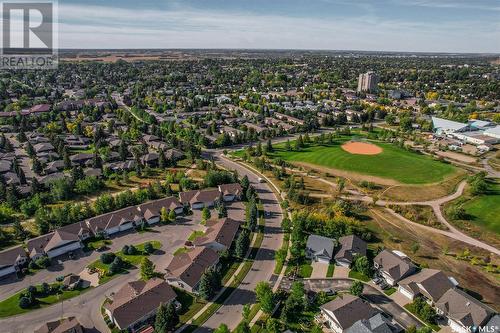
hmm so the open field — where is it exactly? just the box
[445,180,500,246]
[266,139,457,185]
[367,208,500,311]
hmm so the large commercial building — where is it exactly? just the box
[357,71,379,93]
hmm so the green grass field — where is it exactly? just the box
[461,181,500,234]
[266,139,456,184]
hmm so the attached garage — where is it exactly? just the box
[222,194,235,202]
[0,265,16,278]
[47,241,81,259]
[398,285,415,300]
[146,217,160,225]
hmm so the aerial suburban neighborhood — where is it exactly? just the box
[0,1,499,333]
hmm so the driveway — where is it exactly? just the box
[311,262,328,278]
[304,278,422,329]
[0,210,215,333]
[194,153,284,332]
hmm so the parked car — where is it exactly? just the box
[324,288,336,296]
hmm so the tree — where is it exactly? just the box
[218,203,227,218]
[266,139,273,153]
[160,207,168,223]
[337,177,345,194]
[19,296,32,309]
[266,318,281,333]
[353,256,372,277]
[101,252,116,264]
[202,207,211,221]
[109,257,123,275]
[140,257,156,280]
[198,270,215,300]
[235,229,250,257]
[285,139,291,151]
[154,303,169,333]
[350,280,364,296]
[255,281,275,314]
[168,209,176,222]
[214,323,230,333]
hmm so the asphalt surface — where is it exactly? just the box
[194,152,284,333]
[304,278,423,329]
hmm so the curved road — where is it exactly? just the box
[194,152,284,332]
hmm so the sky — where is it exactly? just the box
[10,0,500,53]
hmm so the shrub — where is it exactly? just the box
[144,242,154,254]
[100,252,115,264]
[35,256,51,268]
[19,296,32,309]
[127,245,137,255]
[122,245,130,254]
[41,282,50,295]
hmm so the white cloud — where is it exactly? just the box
[41,3,498,52]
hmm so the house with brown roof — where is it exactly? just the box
[435,288,494,333]
[86,205,143,237]
[334,235,367,267]
[320,295,379,333]
[34,316,84,333]
[104,278,177,332]
[194,217,240,252]
[397,269,456,303]
[218,183,243,202]
[165,247,219,293]
[374,250,417,286]
[138,196,183,224]
[0,245,28,279]
[179,189,221,209]
[26,229,82,260]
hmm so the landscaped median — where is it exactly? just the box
[179,213,266,333]
[0,281,89,318]
[87,240,162,284]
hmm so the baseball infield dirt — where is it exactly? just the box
[341,141,382,155]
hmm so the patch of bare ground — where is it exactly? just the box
[388,204,446,230]
[380,169,467,202]
[435,151,478,164]
[293,161,400,186]
[367,208,500,311]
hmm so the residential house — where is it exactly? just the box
[320,295,379,333]
[194,217,240,252]
[179,189,221,209]
[138,196,184,225]
[435,288,494,333]
[165,247,219,293]
[0,246,28,278]
[334,235,367,267]
[70,153,93,166]
[345,313,402,333]
[62,274,81,290]
[218,183,243,202]
[27,229,82,260]
[104,278,177,332]
[34,316,84,333]
[86,206,144,237]
[398,269,456,303]
[306,234,335,263]
[374,250,417,286]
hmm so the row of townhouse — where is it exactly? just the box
[104,185,244,332]
[0,183,243,280]
[374,249,497,333]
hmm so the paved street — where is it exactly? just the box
[304,278,423,329]
[194,153,284,332]
[0,204,239,333]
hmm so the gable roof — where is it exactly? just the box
[345,313,402,333]
[0,246,27,268]
[138,196,182,220]
[335,235,367,262]
[431,117,469,132]
[179,189,221,205]
[398,269,454,302]
[374,250,416,282]
[218,183,243,197]
[435,289,494,328]
[306,234,335,259]
[34,316,83,333]
[321,295,379,330]
[104,278,176,330]
[166,247,219,288]
[86,205,143,233]
[194,217,240,248]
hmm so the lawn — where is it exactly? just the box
[266,138,456,184]
[326,263,335,277]
[348,270,370,282]
[188,230,204,241]
[460,181,500,234]
[88,240,161,282]
[0,283,88,318]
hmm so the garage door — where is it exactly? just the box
[47,242,81,258]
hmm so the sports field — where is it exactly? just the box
[461,181,500,234]
[269,139,457,184]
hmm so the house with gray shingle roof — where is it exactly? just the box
[306,234,336,263]
[320,295,379,333]
[335,235,367,267]
[374,250,416,286]
[345,313,402,333]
